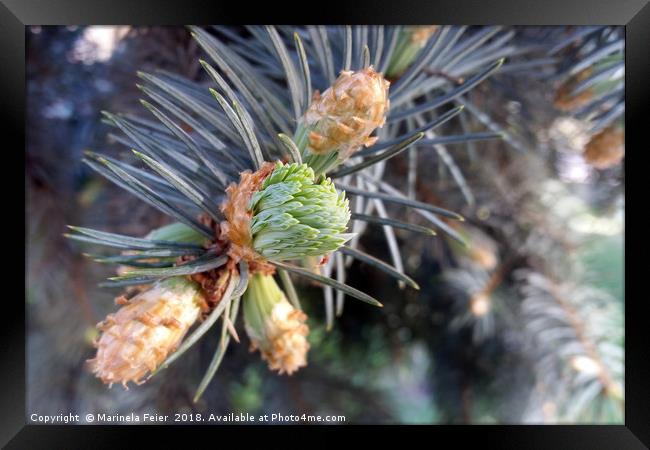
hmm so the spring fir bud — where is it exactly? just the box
[386,26,439,78]
[298,67,390,175]
[88,277,204,387]
[243,273,309,375]
[249,162,353,261]
[145,221,206,245]
[116,222,205,280]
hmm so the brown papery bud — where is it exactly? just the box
[303,66,390,161]
[88,277,204,387]
[553,68,594,112]
[583,125,624,169]
[219,161,276,265]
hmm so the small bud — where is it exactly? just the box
[243,273,309,375]
[146,221,207,245]
[385,26,438,78]
[301,67,390,172]
[88,277,204,387]
[115,223,205,294]
[583,125,624,169]
[408,26,439,47]
[554,68,594,112]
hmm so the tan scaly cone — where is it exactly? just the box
[303,66,390,162]
[243,273,309,375]
[88,277,204,387]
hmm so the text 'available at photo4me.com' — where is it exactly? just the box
[29,411,347,424]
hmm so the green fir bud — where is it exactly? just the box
[385,26,439,78]
[145,222,206,245]
[249,162,353,261]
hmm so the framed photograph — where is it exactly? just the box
[5,0,647,446]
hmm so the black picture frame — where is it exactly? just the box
[5,0,646,447]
